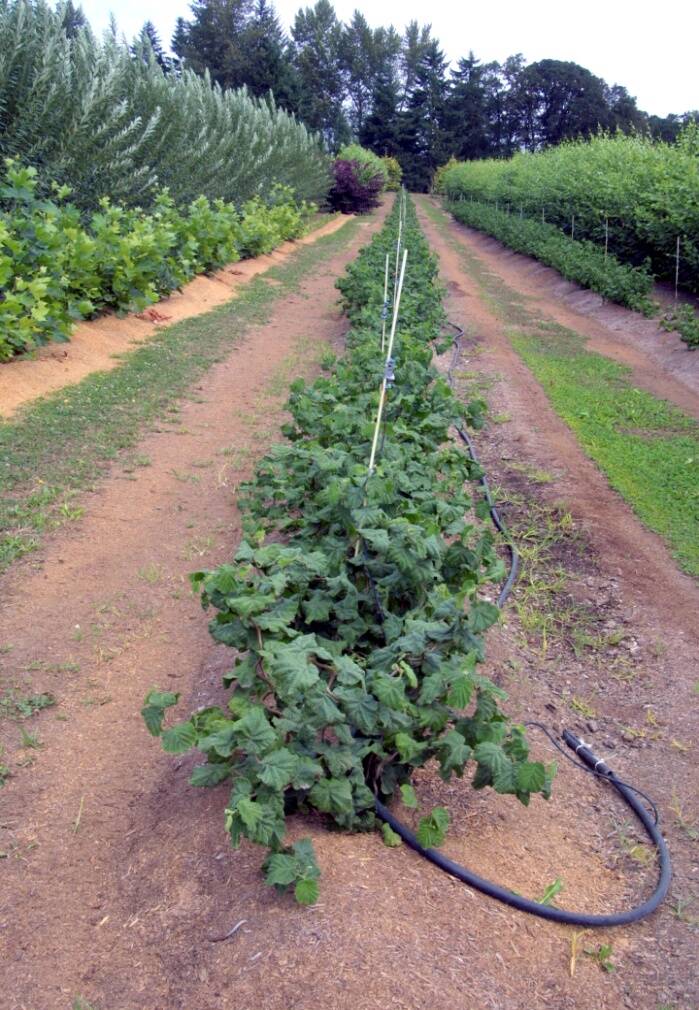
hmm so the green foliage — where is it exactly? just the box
[538,877,565,906]
[144,197,552,903]
[337,144,388,188]
[0,162,313,360]
[381,823,402,847]
[416,806,450,847]
[584,943,616,973]
[0,1,331,212]
[380,157,402,191]
[661,304,699,349]
[440,134,699,292]
[447,198,655,316]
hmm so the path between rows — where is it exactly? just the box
[0,196,696,1010]
[415,194,698,1009]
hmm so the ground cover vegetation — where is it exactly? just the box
[143,198,554,904]
[169,1,697,191]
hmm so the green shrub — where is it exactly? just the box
[381,156,402,191]
[337,144,388,189]
[0,160,314,361]
[0,0,331,210]
[440,133,699,291]
[448,198,656,315]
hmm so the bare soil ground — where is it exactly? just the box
[0,215,349,420]
[0,197,697,1010]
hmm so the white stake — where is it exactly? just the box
[368,249,408,476]
[381,252,389,352]
[394,212,403,291]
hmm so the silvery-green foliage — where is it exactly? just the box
[0,0,331,209]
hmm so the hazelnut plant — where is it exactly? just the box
[143,197,554,904]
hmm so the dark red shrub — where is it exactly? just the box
[328,159,383,214]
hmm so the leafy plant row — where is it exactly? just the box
[0,160,315,361]
[144,196,553,904]
[445,198,699,349]
[447,198,656,316]
[0,1,330,212]
[437,131,699,293]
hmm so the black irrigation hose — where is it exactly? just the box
[373,311,672,926]
[376,731,672,926]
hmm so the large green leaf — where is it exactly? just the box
[416,807,450,848]
[257,748,299,790]
[141,690,179,737]
[161,720,197,754]
[309,777,354,815]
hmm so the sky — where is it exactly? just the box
[79,0,699,117]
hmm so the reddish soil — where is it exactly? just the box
[0,196,697,1010]
[0,215,350,420]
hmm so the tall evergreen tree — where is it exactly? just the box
[59,0,87,38]
[134,21,171,73]
[398,37,449,190]
[444,53,491,160]
[290,1,349,148]
[360,63,401,156]
[172,0,254,90]
[239,1,298,106]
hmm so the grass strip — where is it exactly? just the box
[418,197,699,577]
[0,216,361,572]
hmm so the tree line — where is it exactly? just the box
[67,0,698,192]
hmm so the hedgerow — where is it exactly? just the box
[0,1,331,211]
[0,160,314,361]
[143,197,553,904]
[438,132,699,293]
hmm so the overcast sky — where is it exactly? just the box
[79,0,699,117]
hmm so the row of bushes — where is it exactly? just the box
[0,160,315,361]
[0,1,331,211]
[446,199,699,348]
[447,198,656,315]
[436,131,699,292]
[143,196,552,904]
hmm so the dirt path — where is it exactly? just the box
[415,195,699,1008]
[0,215,349,420]
[1,195,696,1010]
[428,198,699,416]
